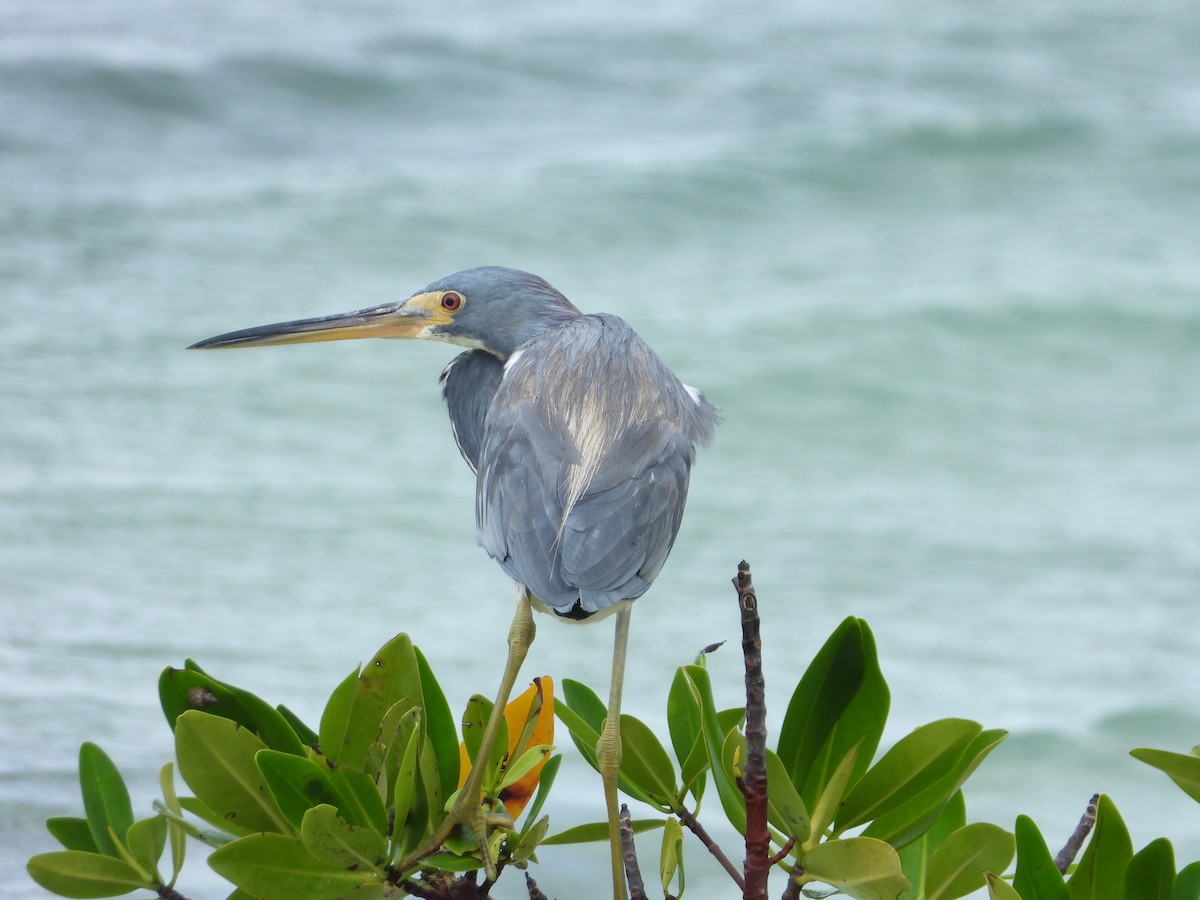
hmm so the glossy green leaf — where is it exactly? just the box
[460,695,506,791]
[683,664,746,833]
[256,749,345,830]
[661,816,685,899]
[498,744,554,792]
[318,667,359,761]
[520,753,562,835]
[124,816,167,882]
[209,832,376,900]
[988,871,1025,900]
[300,804,387,874]
[26,850,149,899]
[766,749,811,842]
[177,795,254,839]
[335,634,424,772]
[419,851,486,872]
[1131,748,1200,805]
[543,818,667,845]
[554,682,660,807]
[668,666,705,788]
[778,618,890,810]
[1174,861,1200,900]
[391,720,422,856]
[329,766,389,836]
[513,815,550,864]
[619,714,678,807]
[1125,838,1175,900]
[1013,815,1068,900]
[159,664,304,756]
[79,743,135,860]
[1066,795,1132,900]
[46,817,99,853]
[277,705,320,747]
[863,727,1007,849]
[175,710,292,834]
[159,763,186,886]
[899,791,966,899]
[807,739,863,846]
[837,719,980,832]
[414,646,459,800]
[926,823,1016,900]
[802,836,909,900]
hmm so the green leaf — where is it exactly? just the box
[1125,838,1175,900]
[554,682,660,808]
[256,749,346,830]
[79,743,135,860]
[335,634,424,772]
[661,816,685,899]
[1131,748,1200,805]
[46,817,100,853]
[159,764,186,886]
[520,753,562,835]
[318,667,359,761]
[177,795,254,839]
[988,871,1025,900]
[208,832,376,900]
[543,818,667,845]
[159,664,304,756]
[807,739,864,847]
[862,727,1007,849]
[124,816,167,882]
[618,714,678,808]
[513,814,551,864]
[1066,795,1132,900]
[498,744,554,792]
[777,618,890,811]
[300,804,388,874]
[175,710,292,834]
[926,823,1016,900]
[802,836,909,900]
[26,851,150,898]
[1175,861,1200,900]
[766,749,811,842]
[277,705,320,747]
[683,664,746,833]
[668,666,705,790]
[1013,815,1068,900]
[329,766,389,836]
[391,718,422,856]
[837,719,981,832]
[460,695,505,790]
[414,646,459,801]
[899,791,966,900]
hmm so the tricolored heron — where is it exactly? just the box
[190,266,717,898]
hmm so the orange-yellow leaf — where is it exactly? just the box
[458,677,554,819]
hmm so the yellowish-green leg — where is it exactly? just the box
[597,604,633,900]
[397,592,536,879]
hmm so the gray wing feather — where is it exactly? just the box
[440,350,505,473]
[476,314,717,616]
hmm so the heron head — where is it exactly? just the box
[188,266,580,360]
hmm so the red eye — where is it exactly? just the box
[441,291,462,311]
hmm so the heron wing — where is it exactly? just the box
[439,349,505,474]
[476,314,713,617]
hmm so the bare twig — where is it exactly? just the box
[157,885,192,900]
[1054,793,1100,873]
[780,868,803,900]
[768,837,797,867]
[524,872,550,900]
[620,804,648,900]
[737,561,770,900]
[677,803,746,890]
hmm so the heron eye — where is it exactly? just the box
[441,291,463,312]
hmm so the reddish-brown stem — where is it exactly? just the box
[737,561,770,900]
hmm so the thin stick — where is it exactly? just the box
[1054,793,1100,874]
[737,561,770,900]
[677,803,746,890]
[620,803,648,900]
[525,872,550,900]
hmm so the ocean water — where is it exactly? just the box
[3,1,1199,897]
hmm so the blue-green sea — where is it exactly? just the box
[3,1,1199,897]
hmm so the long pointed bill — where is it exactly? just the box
[188,294,444,350]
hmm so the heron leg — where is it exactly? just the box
[598,604,633,900]
[396,591,536,879]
